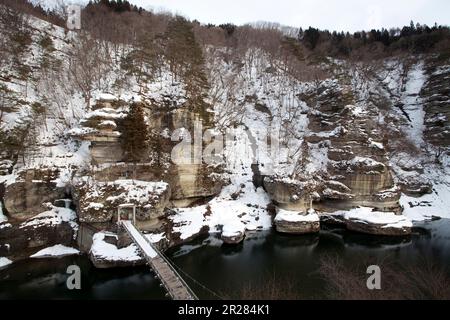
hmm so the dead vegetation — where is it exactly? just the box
[224,272,307,300]
[318,254,450,300]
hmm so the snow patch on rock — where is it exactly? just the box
[222,221,246,237]
[20,206,78,235]
[0,257,13,269]
[30,244,79,258]
[343,207,412,229]
[90,232,142,262]
[275,208,320,222]
[0,202,7,223]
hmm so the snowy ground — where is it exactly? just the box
[30,244,79,258]
[342,207,413,229]
[171,180,272,241]
[145,232,166,244]
[90,232,142,262]
[382,60,450,223]
[221,221,246,237]
[171,127,272,241]
[401,183,450,221]
[401,62,426,148]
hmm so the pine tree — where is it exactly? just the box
[303,27,320,50]
[120,103,148,162]
[219,23,236,36]
[165,16,211,124]
[0,84,20,126]
[122,32,163,85]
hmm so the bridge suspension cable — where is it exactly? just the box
[159,249,226,300]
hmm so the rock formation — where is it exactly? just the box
[72,179,170,223]
[0,206,78,259]
[3,169,65,219]
[274,209,321,234]
[70,95,226,220]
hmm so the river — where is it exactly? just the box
[1,219,449,299]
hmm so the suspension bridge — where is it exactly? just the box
[120,220,199,300]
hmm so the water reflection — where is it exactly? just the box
[0,219,449,299]
[167,220,450,299]
[0,256,167,300]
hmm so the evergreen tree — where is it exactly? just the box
[121,32,163,85]
[0,84,21,126]
[120,103,148,162]
[219,23,236,36]
[380,29,391,46]
[165,16,211,123]
[303,27,320,50]
[298,27,304,40]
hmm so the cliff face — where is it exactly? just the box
[3,168,65,219]
[255,57,449,217]
[421,57,450,148]
[68,95,226,222]
[262,77,400,214]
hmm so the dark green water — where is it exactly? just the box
[1,220,449,299]
[0,255,167,299]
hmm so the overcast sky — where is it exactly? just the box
[49,0,450,32]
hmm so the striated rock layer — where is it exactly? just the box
[72,179,171,223]
[70,97,226,218]
[3,169,65,219]
[274,209,320,234]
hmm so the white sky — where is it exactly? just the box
[51,0,450,32]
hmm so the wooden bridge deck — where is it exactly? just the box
[120,221,197,300]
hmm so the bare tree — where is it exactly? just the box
[319,254,450,300]
[206,52,247,131]
[67,32,106,110]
